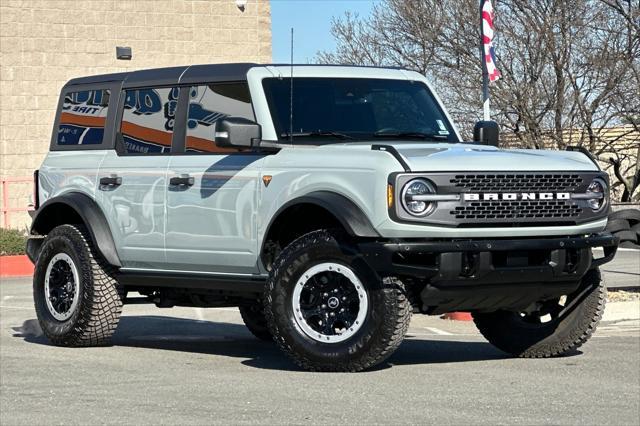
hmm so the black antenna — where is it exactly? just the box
[289,27,294,143]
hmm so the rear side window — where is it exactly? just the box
[57,89,110,145]
[120,87,179,154]
[185,83,254,153]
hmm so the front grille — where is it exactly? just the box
[450,174,583,192]
[450,200,581,220]
[393,171,607,227]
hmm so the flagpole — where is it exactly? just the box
[480,0,490,121]
[482,71,490,121]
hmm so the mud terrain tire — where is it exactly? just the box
[239,302,273,341]
[264,229,411,372]
[473,268,605,358]
[33,224,123,346]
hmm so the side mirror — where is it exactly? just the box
[215,117,261,149]
[473,120,500,147]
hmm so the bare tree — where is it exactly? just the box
[318,0,640,201]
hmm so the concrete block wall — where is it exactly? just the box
[0,0,272,229]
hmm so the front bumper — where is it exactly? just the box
[359,232,618,314]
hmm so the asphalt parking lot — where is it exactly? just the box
[599,248,640,288]
[1,277,639,425]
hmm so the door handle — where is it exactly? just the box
[169,175,195,187]
[99,175,122,188]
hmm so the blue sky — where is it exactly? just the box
[270,0,379,63]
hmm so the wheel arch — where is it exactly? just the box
[29,192,121,267]
[260,191,379,268]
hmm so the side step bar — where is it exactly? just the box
[117,270,266,295]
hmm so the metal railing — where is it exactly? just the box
[1,176,33,228]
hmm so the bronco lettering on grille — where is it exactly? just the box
[463,193,571,201]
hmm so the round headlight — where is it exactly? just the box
[402,178,436,216]
[586,178,607,211]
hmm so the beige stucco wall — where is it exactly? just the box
[0,0,271,229]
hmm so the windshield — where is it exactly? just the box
[262,77,459,143]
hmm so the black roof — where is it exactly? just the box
[64,63,259,88]
[63,63,408,88]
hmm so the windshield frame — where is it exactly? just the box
[257,74,462,145]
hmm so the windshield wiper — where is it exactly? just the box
[280,130,355,140]
[373,131,449,141]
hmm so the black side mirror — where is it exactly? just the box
[473,120,500,147]
[215,117,261,149]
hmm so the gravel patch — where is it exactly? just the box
[608,288,640,302]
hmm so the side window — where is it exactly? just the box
[57,89,110,145]
[120,87,179,154]
[185,83,254,153]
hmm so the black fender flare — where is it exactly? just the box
[29,192,121,267]
[263,190,380,243]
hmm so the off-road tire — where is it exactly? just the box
[264,229,411,372]
[614,230,638,243]
[239,302,273,341]
[619,241,640,249]
[605,218,630,234]
[609,209,640,223]
[473,268,606,358]
[33,224,123,346]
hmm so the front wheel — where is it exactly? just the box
[473,268,606,357]
[264,230,411,372]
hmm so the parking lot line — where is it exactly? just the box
[424,326,454,336]
[194,307,206,321]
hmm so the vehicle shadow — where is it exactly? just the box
[14,315,521,372]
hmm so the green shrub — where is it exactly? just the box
[0,228,27,256]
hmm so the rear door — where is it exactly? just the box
[164,82,266,274]
[96,86,181,269]
[42,84,115,205]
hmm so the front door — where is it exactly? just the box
[164,82,265,274]
[165,154,265,273]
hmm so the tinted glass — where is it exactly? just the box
[185,83,254,153]
[262,78,458,143]
[57,89,110,145]
[120,87,179,154]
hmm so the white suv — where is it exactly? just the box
[27,64,618,371]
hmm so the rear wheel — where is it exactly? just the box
[239,302,272,341]
[473,268,606,357]
[33,224,123,346]
[264,229,411,372]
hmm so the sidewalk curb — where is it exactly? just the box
[442,312,473,321]
[440,301,640,323]
[602,300,640,322]
[0,255,34,278]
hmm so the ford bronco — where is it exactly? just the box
[27,64,618,371]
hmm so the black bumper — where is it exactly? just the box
[358,233,618,314]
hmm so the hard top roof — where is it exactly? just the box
[64,63,258,88]
[63,63,408,89]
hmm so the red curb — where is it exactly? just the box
[0,255,34,277]
[443,312,473,321]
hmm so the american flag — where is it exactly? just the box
[482,0,501,82]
